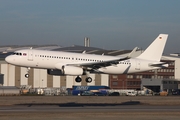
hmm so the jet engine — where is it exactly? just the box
[62,66,84,75]
[47,66,84,76]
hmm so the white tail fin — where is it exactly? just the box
[137,34,168,61]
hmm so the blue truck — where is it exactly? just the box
[72,86,110,95]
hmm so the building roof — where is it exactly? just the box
[52,45,132,56]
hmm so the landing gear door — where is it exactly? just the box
[135,60,140,70]
[28,50,33,61]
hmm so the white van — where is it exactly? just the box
[126,91,136,96]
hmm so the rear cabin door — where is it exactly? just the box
[135,60,140,70]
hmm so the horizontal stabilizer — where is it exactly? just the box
[149,62,169,68]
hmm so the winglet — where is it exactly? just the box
[127,47,139,58]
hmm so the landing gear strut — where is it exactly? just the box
[25,67,30,78]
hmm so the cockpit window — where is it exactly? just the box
[13,52,22,56]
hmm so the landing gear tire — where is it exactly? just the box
[25,74,29,78]
[85,77,92,83]
[75,76,82,82]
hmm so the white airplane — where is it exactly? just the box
[5,34,168,83]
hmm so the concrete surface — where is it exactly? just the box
[0,96,180,120]
[1,96,180,106]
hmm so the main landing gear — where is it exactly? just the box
[75,76,93,83]
[25,67,30,78]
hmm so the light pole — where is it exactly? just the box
[42,79,43,88]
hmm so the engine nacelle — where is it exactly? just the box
[48,66,84,76]
[62,66,84,76]
[47,69,63,76]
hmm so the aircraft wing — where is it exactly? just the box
[67,47,138,69]
[66,56,130,69]
[66,47,138,69]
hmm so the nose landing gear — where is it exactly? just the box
[25,67,30,78]
[25,74,29,78]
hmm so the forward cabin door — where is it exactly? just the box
[28,50,33,61]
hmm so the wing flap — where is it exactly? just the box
[67,56,130,69]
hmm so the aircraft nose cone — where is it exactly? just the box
[5,56,12,64]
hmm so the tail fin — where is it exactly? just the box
[137,34,168,61]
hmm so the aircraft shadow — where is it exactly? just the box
[16,101,141,107]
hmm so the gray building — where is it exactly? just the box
[141,78,180,92]
[0,74,4,85]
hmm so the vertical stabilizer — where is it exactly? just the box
[137,34,168,61]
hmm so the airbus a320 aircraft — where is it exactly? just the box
[5,34,168,83]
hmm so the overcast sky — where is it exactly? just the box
[0,0,180,54]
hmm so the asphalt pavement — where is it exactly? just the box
[0,96,180,120]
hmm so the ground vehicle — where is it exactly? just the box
[172,90,180,95]
[80,91,94,96]
[93,92,105,96]
[108,92,120,96]
[126,91,136,96]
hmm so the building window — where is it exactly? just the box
[143,75,152,78]
[137,75,142,78]
[112,81,118,86]
[127,81,130,85]
[133,75,136,79]
[127,75,133,78]
[112,75,118,79]
[169,81,173,84]
[164,76,169,79]
[163,81,167,84]
[174,81,177,84]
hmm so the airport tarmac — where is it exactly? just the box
[0,96,180,120]
[1,96,180,106]
[0,105,180,120]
